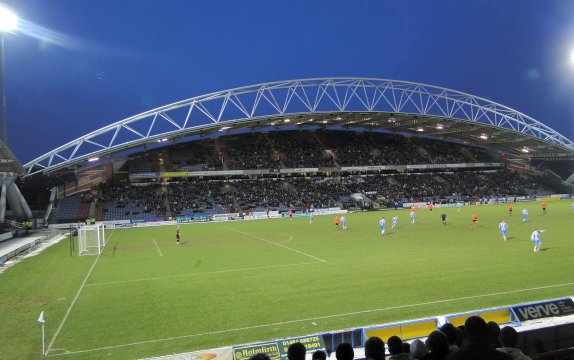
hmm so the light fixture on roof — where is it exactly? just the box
[270,121,276,126]
[156,138,168,142]
[388,117,396,123]
[336,117,342,120]
[322,120,328,124]
[88,157,99,162]
[416,127,424,132]
[436,124,444,130]
[521,147,530,153]
[218,126,232,132]
[284,118,291,123]
[479,134,489,140]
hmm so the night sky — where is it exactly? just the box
[4,0,574,164]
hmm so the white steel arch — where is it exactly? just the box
[23,78,574,176]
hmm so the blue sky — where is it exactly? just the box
[4,0,574,163]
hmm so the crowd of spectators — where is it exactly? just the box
[49,130,567,222]
[168,140,222,172]
[124,130,499,173]
[343,170,535,204]
[251,316,556,360]
[268,131,336,168]
[99,181,166,216]
[94,169,535,219]
[50,167,544,223]
[218,134,283,170]
[168,180,218,215]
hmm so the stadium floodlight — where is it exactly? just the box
[0,2,18,145]
[521,147,530,153]
[417,127,424,132]
[480,133,489,140]
[0,3,18,33]
[0,3,18,145]
[436,124,444,130]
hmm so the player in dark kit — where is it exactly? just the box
[440,213,447,225]
[176,226,180,244]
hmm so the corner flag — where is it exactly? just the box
[37,311,45,324]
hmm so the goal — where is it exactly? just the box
[78,224,106,256]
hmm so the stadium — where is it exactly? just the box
[2,78,574,360]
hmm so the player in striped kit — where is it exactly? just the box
[498,220,508,242]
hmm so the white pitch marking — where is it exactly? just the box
[46,229,116,355]
[152,238,163,257]
[46,281,574,358]
[106,255,163,261]
[276,234,294,244]
[226,227,327,263]
[85,261,320,287]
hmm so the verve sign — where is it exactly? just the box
[512,298,574,322]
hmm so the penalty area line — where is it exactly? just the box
[45,229,116,356]
[84,261,321,287]
[226,227,327,263]
[152,238,163,257]
[46,280,574,357]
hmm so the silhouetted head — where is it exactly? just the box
[249,354,271,360]
[387,336,403,355]
[364,336,385,360]
[410,339,427,359]
[499,326,519,348]
[439,323,458,346]
[287,342,306,360]
[311,350,327,360]
[464,316,489,338]
[335,343,354,360]
[425,331,449,354]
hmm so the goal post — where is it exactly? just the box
[78,224,106,256]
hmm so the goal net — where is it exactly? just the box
[78,224,106,256]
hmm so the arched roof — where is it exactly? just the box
[23,78,574,176]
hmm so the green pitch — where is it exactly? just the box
[1,201,574,359]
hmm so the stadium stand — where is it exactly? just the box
[45,131,571,224]
[48,193,83,223]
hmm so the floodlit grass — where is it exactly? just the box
[1,201,574,359]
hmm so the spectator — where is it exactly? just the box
[312,350,327,360]
[287,342,306,360]
[249,354,271,360]
[387,335,410,360]
[488,321,502,348]
[364,336,385,360]
[439,323,459,356]
[336,343,354,360]
[423,331,450,360]
[497,326,531,360]
[410,339,427,360]
[450,316,513,360]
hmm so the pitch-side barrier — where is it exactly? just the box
[143,297,574,360]
[47,207,348,230]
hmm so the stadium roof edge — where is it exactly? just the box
[22,78,574,177]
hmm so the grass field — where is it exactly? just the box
[1,200,574,360]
